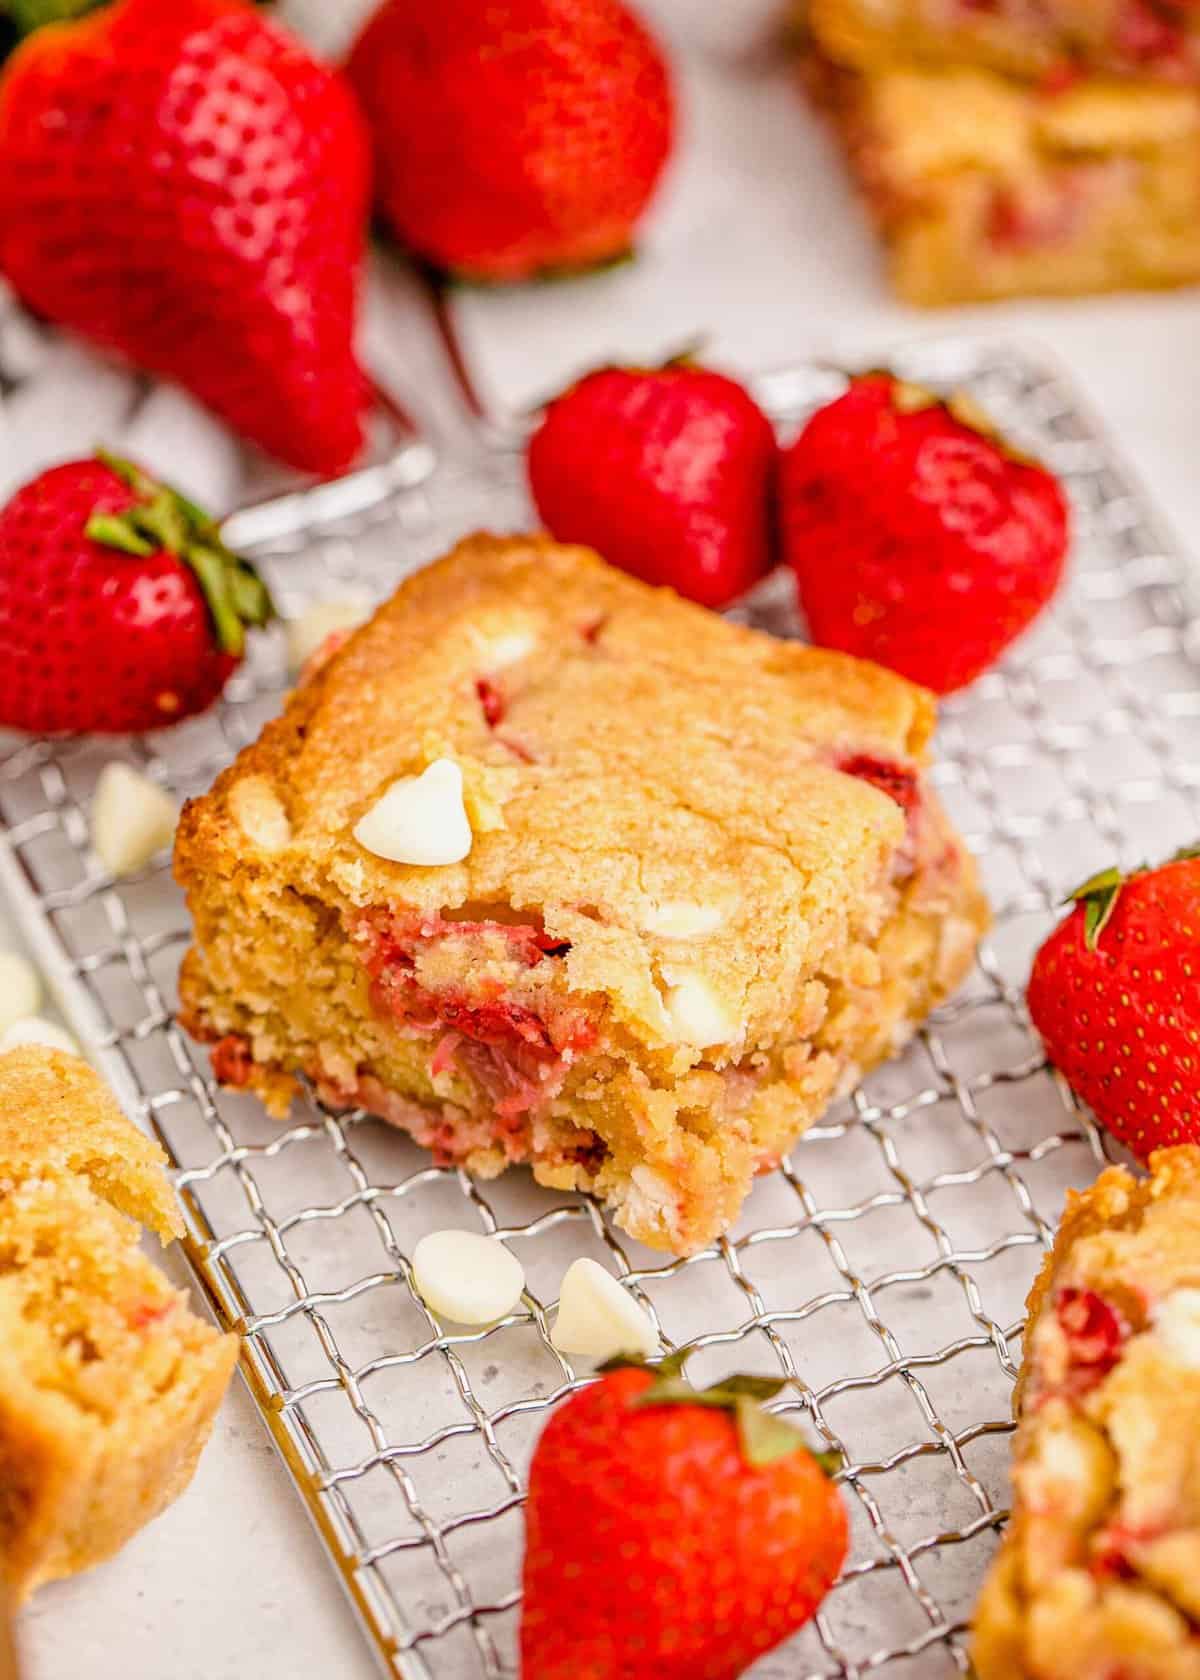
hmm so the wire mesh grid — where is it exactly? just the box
[3,337,1199,1680]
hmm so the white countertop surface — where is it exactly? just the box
[7,1,1200,1675]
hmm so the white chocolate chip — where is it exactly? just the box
[91,763,177,878]
[1152,1289,1200,1368]
[466,621,537,672]
[1035,1421,1094,1490]
[0,1016,79,1056]
[661,967,736,1048]
[640,900,724,939]
[479,628,536,671]
[0,951,42,1034]
[354,759,473,867]
[411,1229,525,1325]
[229,774,292,853]
[551,1257,659,1360]
[286,595,371,673]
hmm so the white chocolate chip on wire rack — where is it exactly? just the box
[551,1257,659,1360]
[91,761,177,878]
[0,336,1193,1680]
[411,1229,526,1325]
[285,593,373,674]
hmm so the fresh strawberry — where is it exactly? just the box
[0,452,274,733]
[0,0,370,475]
[520,1357,847,1680]
[527,363,778,610]
[1028,850,1200,1157]
[345,0,674,282]
[780,373,1070,693]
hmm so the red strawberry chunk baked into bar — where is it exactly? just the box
[973,1147,1200,1678]
[808,0,1200,85]
[175,535,987,1254]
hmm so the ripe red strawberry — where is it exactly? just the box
[0,0,370,476]
[0,452,274,733]
[780,373,1070,693]
[520,1358,848,1680]
[527,363,778,610]
[1028,851,1200,1157]
[345,0,674,282]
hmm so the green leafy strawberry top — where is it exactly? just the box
[1,0,99,37]
[86,451,274,658]
[1067,845,1200,949]
[603,1351,844,1472]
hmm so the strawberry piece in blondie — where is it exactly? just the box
[972,1147,1200,1678]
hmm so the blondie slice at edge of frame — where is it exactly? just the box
[805,46,1200,307]
[973,1147,1200,1680]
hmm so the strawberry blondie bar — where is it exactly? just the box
[0,1048,237,1596]
[973,1148,1200,1678]
[175,535,987,1254]
[808,48,1200,303]
[808,0,1200,85]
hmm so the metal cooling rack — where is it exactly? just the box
[3,338,1200,1680]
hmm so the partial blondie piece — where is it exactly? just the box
[0,1048,237,1597]
[808,0,1200,85]
[973,1148,1200,1679]
[808,50,1200,303]
[175,535,987,1254]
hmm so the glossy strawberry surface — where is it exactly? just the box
[0,0,370,474]
[1028,854,1200,1157]
[346,0,673,281]
[521,1364,848,1680]
[0,456,270,733]
[528,363,778,610]
[781,373,1070,693]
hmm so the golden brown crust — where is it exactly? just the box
[0,1049,237,1598]
[973,1148,1200,1679]
[176,534,986,1253]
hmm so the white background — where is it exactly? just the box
[8,0,1200,1675]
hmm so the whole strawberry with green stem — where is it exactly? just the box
[527,362,779,610]
[520,1355,848,1680]
[0,452,274,733]
[780,372,1070,693]
[1028,849,1200,1156]
[0,0,370,476]
[346,0,673,284]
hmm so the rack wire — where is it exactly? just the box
[3,338,1198,1680]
